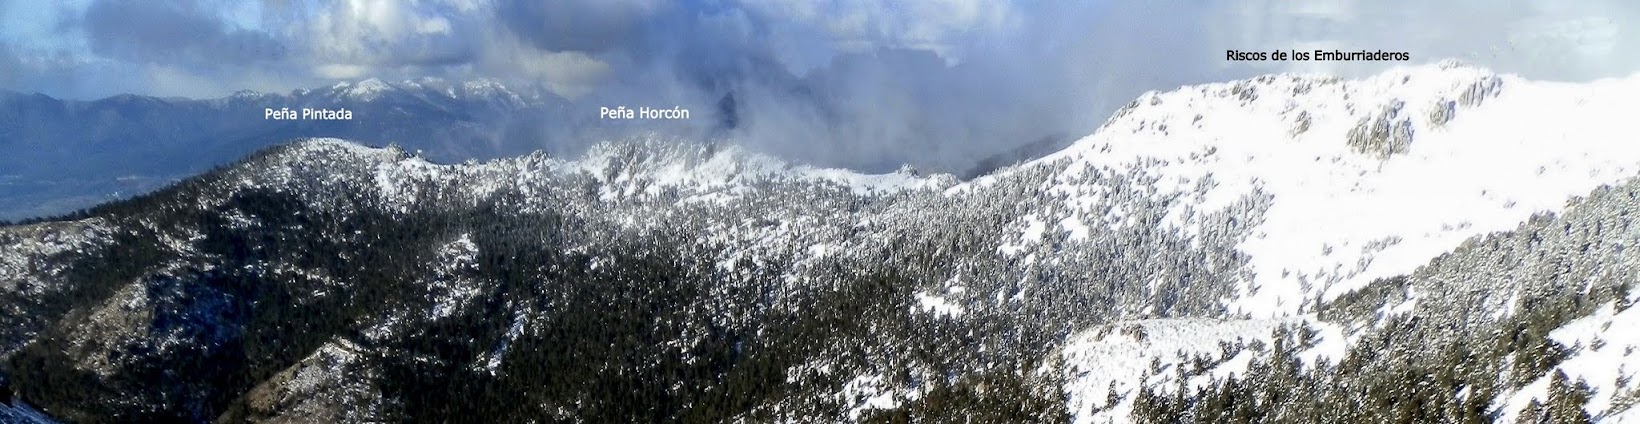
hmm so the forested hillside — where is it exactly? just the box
[7,63,1640,422]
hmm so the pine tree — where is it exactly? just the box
[1544,371,1593,424]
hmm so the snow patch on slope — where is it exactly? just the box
[428,233,481,319]
[1060,317,1345,424]
[842,373,904,421]
[0,219,110,294]
[265,137,952,214]
[343,78,393,100]
[914,292,965,318]
[573,141,954,202]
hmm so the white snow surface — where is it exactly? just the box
[428,234,481,319]
[973,61,1640,318]
[1060,318,1345,424]
[913,292,965,318]
[0,400,59,424]
[568,141,953,202]
[842,373,903,421]
[343,78,393,100]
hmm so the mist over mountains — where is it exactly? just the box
[0,74,1078,222]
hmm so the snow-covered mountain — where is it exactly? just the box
[0,78,567,222]
[4,61,1640,422]
[982,60,1640,318]
[1005,60,1640,423]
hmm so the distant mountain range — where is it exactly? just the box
[0,76,1065,222]
[0,78,573,221]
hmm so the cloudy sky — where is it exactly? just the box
[1,0,1636,170]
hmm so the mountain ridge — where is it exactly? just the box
[7,61,1640,422]
[976,59,1640,318]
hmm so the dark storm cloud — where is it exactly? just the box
[496,1,657,53]
[0,1,1281,172]
[495,0,793,92]
[483,0,1091,171]
[80,0,286,66]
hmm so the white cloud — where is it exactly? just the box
[295,0,482,66]
[314,63,369,79]
[415,16,452,35]
[514,49,610,99]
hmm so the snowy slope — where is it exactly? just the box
[1018,61,1640,423]
[974,60,1640,318]
[0,401,59,424]
[1060,318,1346,423]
